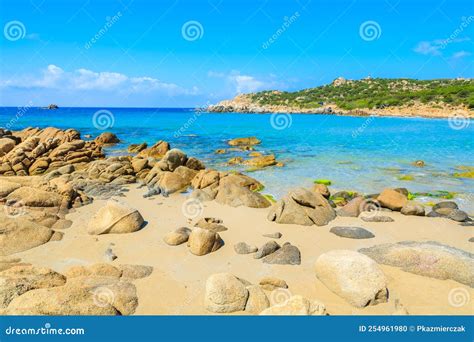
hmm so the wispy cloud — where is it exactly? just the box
[413,37,471,56]
[208,70,284,94]
[0,65,198,96]
[413,41,443,56]
[451,50,471,60]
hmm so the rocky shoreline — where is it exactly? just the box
[0,127,472,315]
[207,94,474,119]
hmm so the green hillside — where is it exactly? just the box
[249,78,474,110]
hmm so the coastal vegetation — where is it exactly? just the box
[249,78,474,110]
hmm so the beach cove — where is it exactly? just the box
[0,120,472,316]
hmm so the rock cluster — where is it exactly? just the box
[163,225,224,256]
[267,187,335,226]
[144,149,205,195]
[0,176,90,255]
[235,240,302,265]
[0,261,152,315]
[427,201,470,222]
[204,273,325,315]
[190,169,270,208]
[0,127,105,176]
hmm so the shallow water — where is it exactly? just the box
[1,107,473,212]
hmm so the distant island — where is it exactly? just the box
[208,78,474,118]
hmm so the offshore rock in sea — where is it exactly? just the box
[94,132,120,145]
[227,136,261,146]
[267,187,336,226]
[0,127,104,176]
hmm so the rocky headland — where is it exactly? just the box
[207,78,474,119]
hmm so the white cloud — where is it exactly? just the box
[451,50,471,60]
[232,75,265,93]
[414,41,443,56]
[0,64,196,96]
[208,70,278,94]
[414,37,471,56]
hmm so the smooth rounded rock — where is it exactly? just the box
[330,226,375,239]
[205,273,249,313]
[315,250,388,307]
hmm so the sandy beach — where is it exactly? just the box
[7,184,473,315]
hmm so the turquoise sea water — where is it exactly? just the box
[1,107,473,212]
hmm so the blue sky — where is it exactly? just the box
[0,0,472,107]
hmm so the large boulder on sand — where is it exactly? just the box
[7,186,64,207]
[190,170,270,208]
[4,274,137,315]
[188,228,224,256]
[87,200,144,235]
[336,197,365,217]
[163,227,191,246]
[262,243,301,265]
[267,188,336,226]
[314,250,388,307]
[359,241,474,287]
[401,203,425,216]
[260,295,327,316]
[244,285,269,314]
[205,273,249,313]
[377,188,407,211]
[0,214,54,255]
[0,265,66,308]
[215,174,270,208]
[3,263,152,315]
